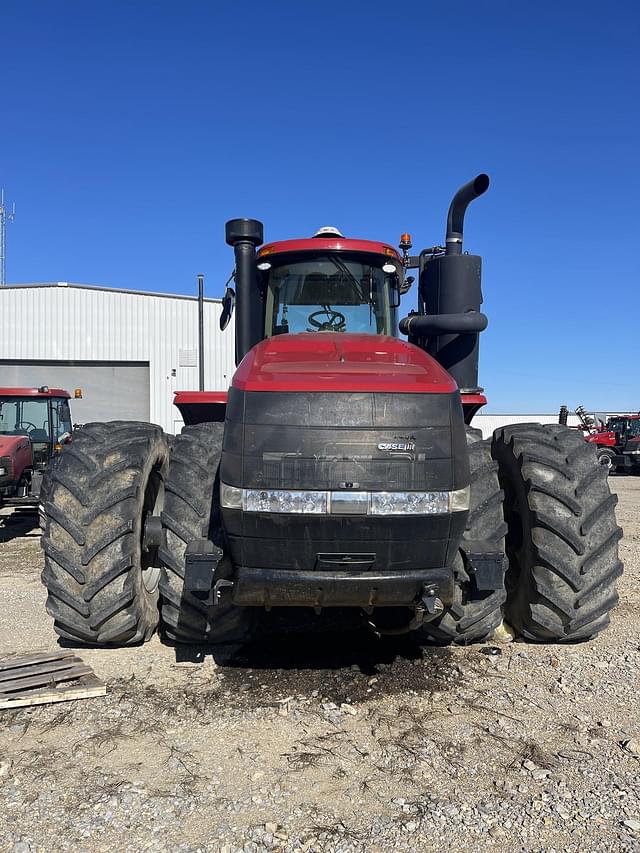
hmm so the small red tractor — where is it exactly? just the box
[574,406,640,472]
[40,175,623,648]
[0,387,74,520]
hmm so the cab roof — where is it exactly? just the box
[258,237,402,262]
[0,387,71,398]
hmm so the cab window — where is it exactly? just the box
[263,253,398,337]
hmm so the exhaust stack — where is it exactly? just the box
[225,218,264,364]
[445,173,490,255]
[408,174,491,394]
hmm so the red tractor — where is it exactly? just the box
[40,175,623,648]
[0,387,74,516]
[575,406,640,472]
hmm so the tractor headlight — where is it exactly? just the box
[244,488,328,514]
[220,483,470,515]
[220,483,327,514]
[369,490,449,515]
[369,486,469,515]
[0,467,6,476]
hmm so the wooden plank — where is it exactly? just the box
[0,664,93,695]
[0,674,106,709]
[0,657,84,684]
[0,650,76,671]
[2,674,104,701]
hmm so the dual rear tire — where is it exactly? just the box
[425,423,623,644]
[41,421,251,646]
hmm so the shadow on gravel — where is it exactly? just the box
[0,508,40,542]
[172,625,463,705]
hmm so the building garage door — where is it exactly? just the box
[0,361,150,425]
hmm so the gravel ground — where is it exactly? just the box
[0,476,639,853]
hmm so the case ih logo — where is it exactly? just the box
[378,440,416,453]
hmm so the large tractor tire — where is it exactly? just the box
[158,423,254,644]
[492,424,623,642]
[420,427,508,644]
[41,422,169,645]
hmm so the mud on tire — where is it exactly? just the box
[492,424,623,642]
[420,427,508,645]
[158,423,253,644]
[41,422,169,645]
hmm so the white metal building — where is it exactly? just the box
[0,283,235,434]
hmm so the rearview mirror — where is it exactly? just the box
[220,287,235,331]
[400,275,415,295]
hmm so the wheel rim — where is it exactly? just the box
[140,461,165,593]
[598,453,613,470]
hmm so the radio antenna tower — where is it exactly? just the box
[0,189,16,285]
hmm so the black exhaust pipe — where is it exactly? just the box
[412,174,490,394]
[197,273,205,390]
[445,173,490,255]
[225,218,264,364]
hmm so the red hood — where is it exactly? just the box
[0,434,31,457]
[232,333,458,394]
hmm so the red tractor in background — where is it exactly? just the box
[573,406,640,472]
[40,175,623,650]
[0,388,74,519]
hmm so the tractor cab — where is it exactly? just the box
[220,221,415,368]
[256,230,405,338]
[606,415,640,442]
[0,388,72,460]
[0,388,73,503]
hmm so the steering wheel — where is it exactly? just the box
[307,308,347,332]
[17,421,38,433]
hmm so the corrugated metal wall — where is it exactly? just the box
[0,284,236,434]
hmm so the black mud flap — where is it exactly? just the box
[461,540,508,591]
[184,539,223,602]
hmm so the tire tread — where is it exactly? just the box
[492,423,622,642]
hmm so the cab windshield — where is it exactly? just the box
[263,253,397,337]
[0,398,51,441]
[0,397,71,442]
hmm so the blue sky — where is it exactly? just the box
[2,1,638,411]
